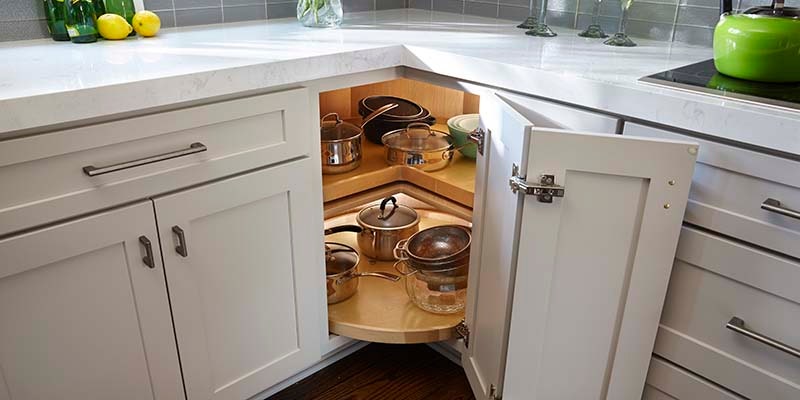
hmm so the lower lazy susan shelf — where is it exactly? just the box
[325,208,469,344]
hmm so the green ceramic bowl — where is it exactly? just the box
[446,114,480,160]
[714,14,800,83]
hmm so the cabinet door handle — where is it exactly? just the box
[138,236,155,268]
[82,142,207,177]
[761,198,800,221]
[726,317,800,359]
[172,226,188,257]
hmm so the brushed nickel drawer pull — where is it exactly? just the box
[727,317,800,359]
[82,142,207,177]
[172,225,188,257]
[761,198,800,221]
[139,236,155,268]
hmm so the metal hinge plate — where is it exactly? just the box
[468,128,486,156]
[456,319,470,348]
[509,164,565,203]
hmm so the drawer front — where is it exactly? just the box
[655,226,800,400]
[624,123,800,258]
[643,357,744,400]
[0,88,310,236]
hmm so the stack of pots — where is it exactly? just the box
[358,95,436,144]
[393,225,471,314]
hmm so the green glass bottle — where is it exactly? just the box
[92,0,106,15]
[64,0,98,43]
[43,0,70,41]
[104,0,136,36]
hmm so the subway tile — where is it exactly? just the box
[1,0,46,22]
[628,2,677,23]
[408,0,434,8]
[377,0,408,9]
[673,23,712,44]
[544,9,576,26]
[547,0,578,12]
[625,18,673,40]
[224,0,266,5]
[153,10,177,27]
[343,0,375,11]
[224,4,268,21]
[267,1,299,17]
[577,13,621,33]
[175,7,223,25]
[0,19,50,41]
[578,0,622,17]
[174,0,223,9]
[676,4,719,26]
[498,4,533,19]
[465,1,499,17]
[679,0,717,7]
[144,0,176,11]
[433,0,465,12]
[499,0,530,8]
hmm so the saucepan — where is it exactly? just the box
[325,242,399,304]
[320,103,397,175]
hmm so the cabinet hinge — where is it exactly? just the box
[455,319,470,348]
[468,128,487,156]
[509,164,565,203]
[489,384,501,400]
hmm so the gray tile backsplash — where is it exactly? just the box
[2,0,795,45]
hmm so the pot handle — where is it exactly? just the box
[321,112,342,125]
[379,196,398,220]
[393,238,409,260]
[354,271,401,282]
[404,122,435,138]
[361,103,399,129]
[393,260,418,277]
[324,225,363,235]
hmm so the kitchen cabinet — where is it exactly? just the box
[0,202,183,400]
[319,80,698,400]
[154,159,324,400]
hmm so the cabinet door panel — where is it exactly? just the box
[465,93,697,400]
[155,159,323,400]
[0,202,183,400]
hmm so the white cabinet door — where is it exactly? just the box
[154,159,324,400]
[463,93,698,400]
[0,202,183,400]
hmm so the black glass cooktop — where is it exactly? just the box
[640,59,800,111]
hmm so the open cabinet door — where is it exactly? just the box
[462,93,698,400]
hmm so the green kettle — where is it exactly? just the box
[713,0,800,83]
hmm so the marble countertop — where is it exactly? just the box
[1,9,798,154]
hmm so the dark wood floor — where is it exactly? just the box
[270,343,476,400]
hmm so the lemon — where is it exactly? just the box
[132,11,161,37]
[97,14,132,40]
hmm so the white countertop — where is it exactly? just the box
[1,9,798,154]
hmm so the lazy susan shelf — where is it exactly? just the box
[322,123,476,208]
[325,209,469,344]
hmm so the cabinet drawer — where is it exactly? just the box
[624,123,800,259]
[0,88,310,236]
[643,357,744,400]
[654,227,800,400]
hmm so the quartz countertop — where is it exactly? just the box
[1,9,798,155]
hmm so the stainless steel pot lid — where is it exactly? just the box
[325,242,359,276]
[357,196,419,230]
[381,123,453,152]
[320,113,362,142]
[360,95,427,120]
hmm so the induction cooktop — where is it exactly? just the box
[640,59,800,111]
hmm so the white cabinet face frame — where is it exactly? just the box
[462,93,698,400]
[154,159,324,400]
[0,201,183,400]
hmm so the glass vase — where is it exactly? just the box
[604,0,637,46]
[525,0,557,37]
[297,0,343,28]
[516,0,537,29]
[578,0,609,38]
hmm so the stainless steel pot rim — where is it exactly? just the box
[325,241,360,278]
[381,125,455,153]
[321,113,364,143]
[395,259,469,274]
[402,225,472,262]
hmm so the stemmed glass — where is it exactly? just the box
[525,0,557,37]
[604,0,637,46]
[517,0,538,29]
[578,0,609,38]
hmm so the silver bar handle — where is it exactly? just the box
[762,198,800,221]
[172,225,188,257]
[83,142,207,177]
[726,317,800,359]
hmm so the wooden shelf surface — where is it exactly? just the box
[322,123,476,208]
[325,209,469,344]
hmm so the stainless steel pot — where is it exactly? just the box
[325,242,399,304]
[320,103,397,175]
[325,196,420,261]
[393,224,472,271]
[381,123,462,172]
